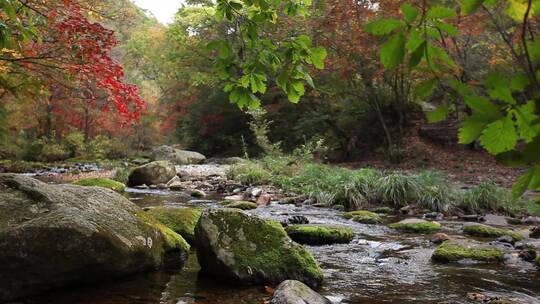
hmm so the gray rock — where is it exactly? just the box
[152,145,206,165]
[271,280,331,304]
[0,174,189,302]
[195,209,324,288]
[128,161,177,187]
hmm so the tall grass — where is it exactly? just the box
[226,157,531,215]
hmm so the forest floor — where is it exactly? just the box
[348,134,522,188]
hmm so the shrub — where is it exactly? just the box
[39,143,70,162]
[87,135,112,159]
[113,166,130,184]
[414,171,456,213]
[226,162,272,185]
[63,131,85,157]
[107,138,129,159]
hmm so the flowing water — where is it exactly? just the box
[31,187,540,304]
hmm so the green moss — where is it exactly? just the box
[463,224,524,241]
[72,178,126,192]
[202,209,323,286]
[388,219,441,233]
[432,240,504,263]
[285,225,354,245]
[536,255,540,267]
[135,211,190,260]
[145,207,202,244]
[373,207,394,214]
[222,201,258,210]
[343,210,382,224]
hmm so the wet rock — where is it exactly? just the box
[72,177,125,192]
[496,235,515,245]
[0,174,190,302]
[190,189,206,198]
[463,223,523,242]
[134,184,149,189]
[506,217,523,225]
[530,226,540,238]
[256,193,272,206]
[270,280,331,304]
[459,214,486,222]
[432,240,504,263]
[285,225,354,245]
[431,233,451,244]
[280,195,306,205]
[331,205,345,211]
[145,207,202,244]
[195,209,323,288]
[128,161,177,187]
[156,183,168,189]
[399,205,417,215]
[388,218,441,233]
[518,249,536,262]
[343,210,381,224]
[423,212,443,220]
[522,216,540,225]
[287,216,310,225]
[151,145,206,165]
[224,194,244,201]
[166,176,184,191]
[372,206,393,214]
[221,201,258,210]
[251,188,263,197]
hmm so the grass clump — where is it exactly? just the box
[343,210,382,224]
[376,173,420,207]
[226,162,272,185]
[145,207,202,244]
[72,178,126,192]
[458,182,516,215]
[388,219,441,233]
[463,224,523,241]
[285,225,354,245]
[432,240,504,263]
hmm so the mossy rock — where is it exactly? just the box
[373,207,393,214]
[432,240,504,263]
[285,225,354,245]
[127,161,176,187]
[221,201,258,210]
[195,208,324,288]
[388,218,441,233]
[145,207,202,244]
[0,174,189,302]
[463,224,524,242]
[72,178,126,192]
[271,280,331,304]
[343,211,381,224]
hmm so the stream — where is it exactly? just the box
[28,168,540,304]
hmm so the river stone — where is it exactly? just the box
[285,225,354,245]
[151,145,206,165]
[463,223,523,242]
[0,174,190,302]
[432,239,504,263]
[145,207,202,244]
[388,218,441,233]
[127,161,177,186]
[195,208,324,288]
[271,280,331,304]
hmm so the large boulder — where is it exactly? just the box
[127,161,176,186]
[0,174,189,302]
[151,145,206,165]
[271,280,331,304]
[195,208,324,288]
[145,207,202,244]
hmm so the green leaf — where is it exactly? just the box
[380,32,405,69]
[406,29,425,51]
[426,105,450,123]
[461,0,485,14]
[485,73,515,104]
[514,101,540,142]
[364,18,405,36]
[510,73,530,91]
[512,166,540,198]
[408,41,426,69]
[427,6,457,19]
[463,95,501,120]
[459,114,490,144]
[311,47,327,69]
[401,4,419,23]
[479,115,518,154]
[435,21,458,36]
[414,78,438,99]
[529,39,540,62]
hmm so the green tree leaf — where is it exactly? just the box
[459,114,490,144]
[311,47,327,69]
[364,18,405,36]
[426,105,450,123]
[464,95,502,120]
[512,165,540,198]
[461,0,485,14]
[380,32,405,68]
[427,6,457,19]
[414,78,438,99]
[401,4,419,23]
[479,115,518,154]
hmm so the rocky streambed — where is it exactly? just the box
[3,162,540,304]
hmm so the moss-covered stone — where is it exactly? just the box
[432,240,504,263]
[343,210,382,224]
[145,207,202,244]
[220,200,258,210]
[463,224,524,242]
[0,174,189,302]
[195,208,324,288]
[373,207,393,214]
[388,218,441,233]
[72,178,126,192]
[285,225,354,245]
